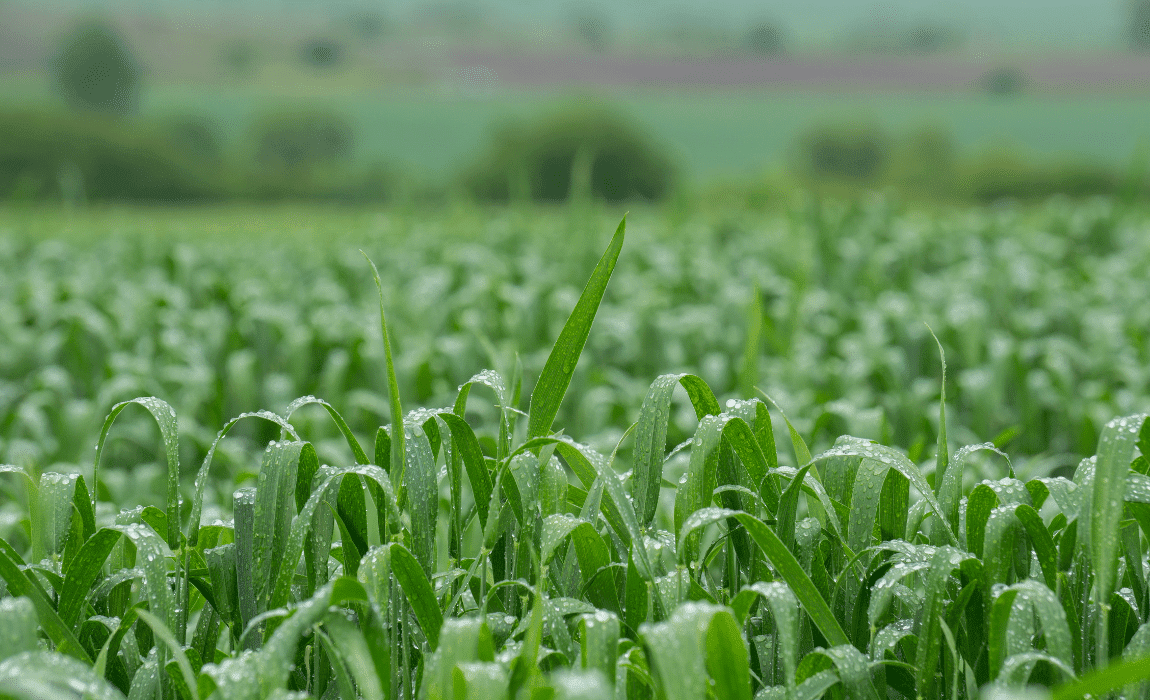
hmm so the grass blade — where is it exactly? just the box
[390,542,443,650]
[633,373,720,527]
[362,252,405,506]
[528,215,626,439]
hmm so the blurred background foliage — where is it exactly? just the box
[3,0,1150,206]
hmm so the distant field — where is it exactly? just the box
[5,74,1150,182]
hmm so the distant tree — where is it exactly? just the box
[980,66,1026,96]
[53,19,141,115]
[161,115,223,163]
[345,10,389,42]
[745,21,785,56]
[903,23,959,54]
[250,110,354,172]
[300,38,344,68]
[1131,0,1150,51]
[574,12,611,52]
[222,39,258,76]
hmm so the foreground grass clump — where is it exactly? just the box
[1,216,1149,699]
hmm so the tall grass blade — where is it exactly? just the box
[633,373,720,527]
[528,215,626,439]
[362,252,405,505]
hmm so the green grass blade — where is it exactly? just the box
[135,608,199,700]
[390,541,443,650]
[580,610,620,683]
[438,412,493,529]
[94,398,181,548]
[252,441,307,609]
[0,597,38,662]
[706,609,751,700]
[1089,414,1149,662]
[0,651,124,700]
[0,537,89,662]
[633,373,720,527]
[926,324,948,496]
[528,215,626,439]
[1015,504,1059,591]
[362,252,405,505]
[59,527,121,628]
[188,411,298,547]
[759,392,813,473]
[914,547,970,700]
[675,415,730,562]
[403,424,438,576]
[322,612,385,700]
[679,507,849,647]
[815,439,957,545]
[1052,653,1150,700]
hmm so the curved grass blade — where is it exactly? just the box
[437,411,493,529]
[528,215,625,439]
[1052,653,1150,700]
[633,373,720,526]
[94,397,180,548]
[0,650,124,700]
[812,439,956,546]
[59,527,122,628]
[188,410,298,547]
[1015,503,1059,591]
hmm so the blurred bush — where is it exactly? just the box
[789,122,1135,203]
[249,109,354,171]
[53,19,141,115]
[299,38,345,69]
[792,123,890,183]
[744,21,786,56]
[0,111,218,202]
[221,39,259,77]
[885,125,957,198]
[159,114,225,164]
[960,149,1121,202]
[244,109,396,201]
[464,106,677,203]
[980,66,1026,96]
[1131,0,1150,50]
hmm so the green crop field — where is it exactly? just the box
[0,199,1149,699]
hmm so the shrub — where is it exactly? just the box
[980,66,1026,96]
[0,110,217,202]
[248,109,354,172]
[52,18,142,114]
[745,21,786,56]
[792,122,890,183]
[464,105,677,203]
[221,38,258,76]
[1131,0,1150,50]
[159,114,225,163]
[961,148,1121,201]
[299,38,344,68]
[885,125,957,197]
